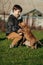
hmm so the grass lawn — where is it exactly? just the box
[0,30,43,65]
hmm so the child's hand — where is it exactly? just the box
[17,29,22,33]
[19,33,22,35]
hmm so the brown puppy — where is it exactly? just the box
[19,22,42,49]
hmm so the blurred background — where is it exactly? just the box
[0,0,43,32]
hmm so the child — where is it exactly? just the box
[6,4,23,48]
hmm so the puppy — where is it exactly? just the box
[19,22,43,49]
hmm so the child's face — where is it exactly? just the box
[13,9,21,18]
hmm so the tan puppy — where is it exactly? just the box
[19,22,42,49]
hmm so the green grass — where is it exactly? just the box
[0,30,43,65]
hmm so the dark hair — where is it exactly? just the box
[12,4,22,12]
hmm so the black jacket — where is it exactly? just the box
[6,15,22,36]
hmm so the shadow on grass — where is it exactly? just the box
[0,37,7,40]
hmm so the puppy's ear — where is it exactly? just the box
[18,22,24,26]
[18,22,26,28]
